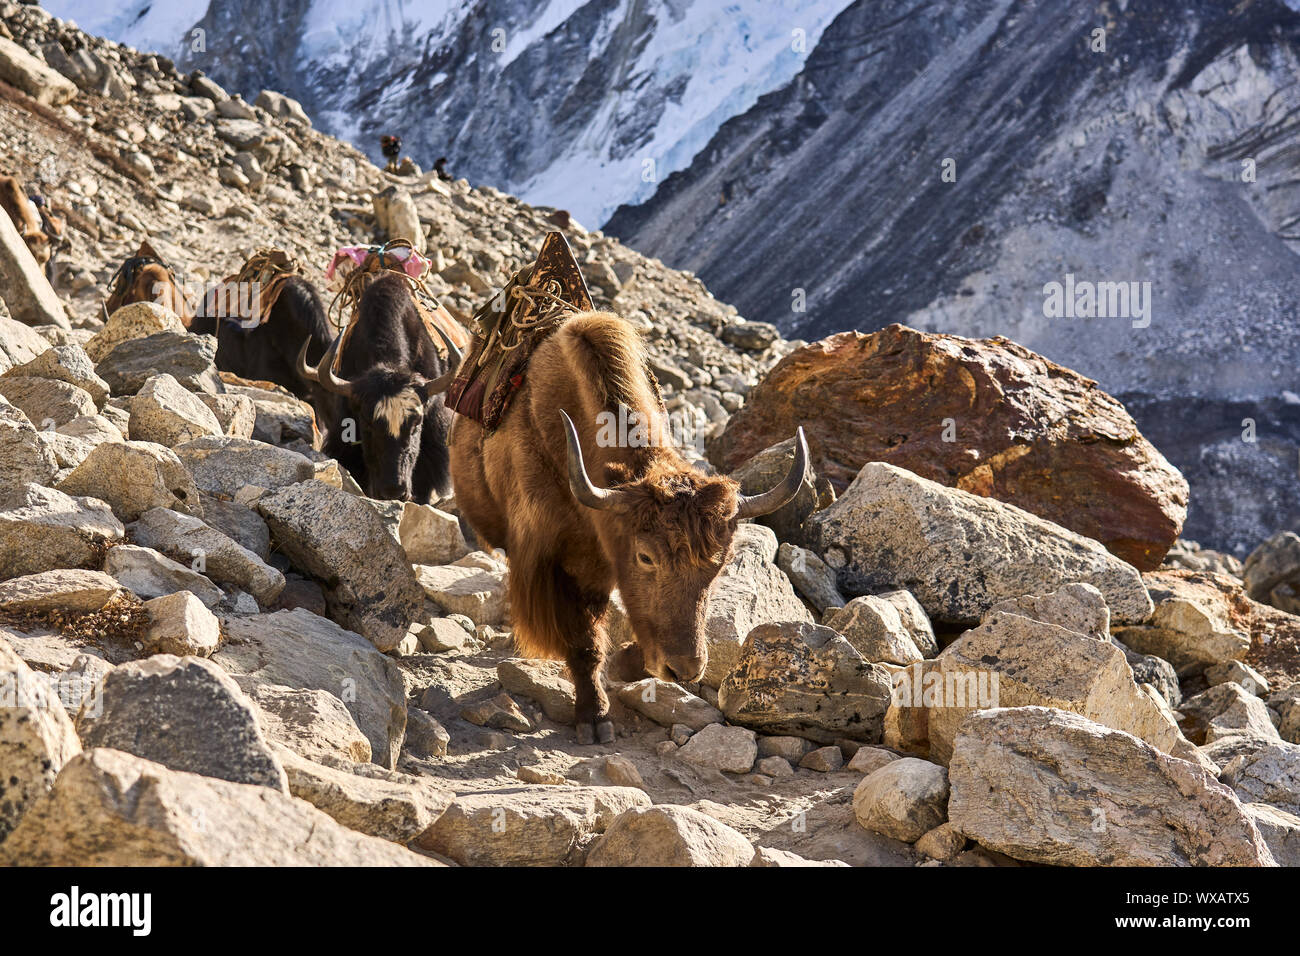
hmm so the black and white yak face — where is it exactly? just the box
[296,330,459,502]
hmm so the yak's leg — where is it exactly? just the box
[554,567,614,744]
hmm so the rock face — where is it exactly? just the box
[719,621,894,744]
[0,642,81,843]
[214,609,407,769]
[710,327,1187,570]
[703,523,814,686]
[256,482,426,652]
[947,707,1274,867]
[587,805,756,867]
[0,749,432,866]
[75,655,289,792]
[810,463,1154,625]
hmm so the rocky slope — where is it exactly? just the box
[2,4,1300,868]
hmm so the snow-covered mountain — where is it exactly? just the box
[45,0,852,226]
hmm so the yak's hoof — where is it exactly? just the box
[575,719,616,745]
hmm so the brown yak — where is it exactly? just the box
[0,174,51,271]
[450,311,806,742]
[104,240,191,324]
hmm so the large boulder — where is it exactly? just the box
[58,441,202,522]
[75,655,288,791]
[84,302,187,363]
[245,682,373,764]
[0,376,96,428]
[947,707,1274,866]
[1113,570,1251,677]
[257,482,426,652]
[103,543,223,607]
[176,436,315,497]
[0,484,124,580]
[415,785,651,866]
[0,568,126,615]
[0,317,51,374]
[0,396,58,491]
[710,326,1187,569]
[586,805,756,867]
[0,641,81,842]
[1219,742,1300,815]
[924,606,1202,765]
[274,745,450,844]
[129,374,224,446]
[703,523,814,686]
[1,343,108,407]
[0,37,78,106]
[0,749,432,866]
[415,562,508,626]
[852,757,950,843]
[96,331,221,395]
[809,463,1153,625]
[214,609,407,769]
[719,620,894,743]
[130,507,283,605]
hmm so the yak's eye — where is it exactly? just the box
[636,551,655,568]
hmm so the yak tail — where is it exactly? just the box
[556,312,657,415]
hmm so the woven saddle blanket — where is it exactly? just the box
[444,231,598,431]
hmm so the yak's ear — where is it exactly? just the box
[696,477,740,521]
[604,461,635,486]
[137,239,159,258]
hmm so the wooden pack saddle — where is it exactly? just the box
[332,241,472,368]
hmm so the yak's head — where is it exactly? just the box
[297,331,460,501]
[560,409,807,685]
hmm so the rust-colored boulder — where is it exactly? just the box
[708,325,1187,570]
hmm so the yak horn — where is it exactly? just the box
[560,409,628,512]
[315,334,354,397]
[418,324,464,399]
[734,427,809,519]
[295,337,320,383]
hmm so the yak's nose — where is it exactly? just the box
[664,654,707,685]
[374,483,411,502]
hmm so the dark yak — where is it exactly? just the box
[450,311,807,743]
[299,271,459,502]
